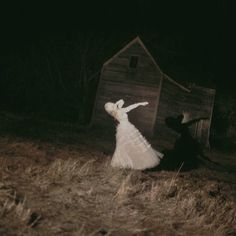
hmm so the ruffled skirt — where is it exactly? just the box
[111,121,163,170]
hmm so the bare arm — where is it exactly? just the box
[115,99,124,108]
[185,117,209,127]
[123,102,148,113]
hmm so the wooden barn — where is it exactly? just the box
[92,37,215,147]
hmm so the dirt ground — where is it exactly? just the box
[0,112,236,236]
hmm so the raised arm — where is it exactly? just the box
[184,117,209,127]
[123,102,148,113]
[115,99,124,108]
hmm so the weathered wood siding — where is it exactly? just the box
[155,79,215,147]
[182,85,215,146]
[93,41,162,136]
[154,76,188,147]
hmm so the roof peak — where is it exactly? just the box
[103,36,189,92]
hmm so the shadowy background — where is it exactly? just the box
[0,0,235,149]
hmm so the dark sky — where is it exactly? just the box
[2,1,232,36]
[1,1,235,89]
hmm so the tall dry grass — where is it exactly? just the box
[0,136,235,235]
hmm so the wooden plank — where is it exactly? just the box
[98,88,158,101]
[99,83,158,96]
[103,66,161,81]
[101,79,159,91]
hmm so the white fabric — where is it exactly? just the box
[104,100,163,170]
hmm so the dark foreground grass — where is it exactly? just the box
[0,112,236,235]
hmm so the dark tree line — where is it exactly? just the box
[0,31,127,123]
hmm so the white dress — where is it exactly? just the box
[105,100,163,170]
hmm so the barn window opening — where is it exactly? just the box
[129,56,139,69]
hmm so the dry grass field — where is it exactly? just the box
[0,112,236,236]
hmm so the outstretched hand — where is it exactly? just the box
[123,101,149,113]
[141,102,149,106]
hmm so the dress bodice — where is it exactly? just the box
[113,109,128,123]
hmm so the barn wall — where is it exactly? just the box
[182,85,215,146]
[92,41,162,136]
[154,77,188,147]
[155,79,215,147]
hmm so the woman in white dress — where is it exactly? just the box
[104,99,163,170]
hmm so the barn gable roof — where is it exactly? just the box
[103,36,190,92]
